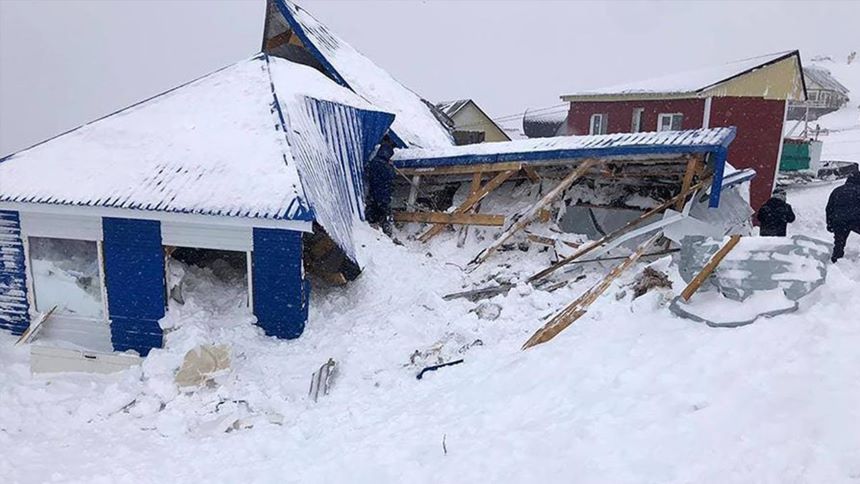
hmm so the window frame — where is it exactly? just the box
[657,113,684,132]
[631,108,644,133]
[589,113,607,135]
[25,235,110,322]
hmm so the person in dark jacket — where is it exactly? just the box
[756,189,796,236]
[826,171,860,262]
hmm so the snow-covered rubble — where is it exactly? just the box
[3,176,860,482]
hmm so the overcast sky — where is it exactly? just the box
[1,0,857,156]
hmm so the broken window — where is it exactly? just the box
[165,247,250,311]
[631,108,644,133]
[28,237,105,319]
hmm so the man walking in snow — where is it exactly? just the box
[756,189,795,237]
[827,171,860,262]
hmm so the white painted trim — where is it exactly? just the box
[97,240,110,321]
[161,221,253,252]
[702,97,712,129]
[246,251,254,310]
[772,100,790,194]
[0,202,313,233]
[631,108,644,133]
[20,212,103,241]
[21,234,37,318]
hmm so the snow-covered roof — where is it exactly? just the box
[0,55,394,260]
[269,0,454,149]
[436,100,471,118]
[564,51,801,99]
[804,66,850,94]
[392,127,736,166]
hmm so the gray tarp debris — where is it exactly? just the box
[670,235,832,327]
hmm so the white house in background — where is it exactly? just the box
[436,99,511,143]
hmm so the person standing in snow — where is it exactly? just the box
[826,171,860,262]
[756,189,795,237]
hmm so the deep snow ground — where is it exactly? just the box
[2,179,860,484]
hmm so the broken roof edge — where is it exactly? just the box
[561,50,804,102]
[392,127,736,167]
[392,127,736,208]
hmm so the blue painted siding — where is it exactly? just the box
[0,210,30,335]
[252,228,307,339]
[102,217,165,356]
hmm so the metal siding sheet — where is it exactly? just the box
[160,221,252,252]
[252,228,307,339]
[102,217,165,355]
[19,212,103,241]
[0,210,30,335]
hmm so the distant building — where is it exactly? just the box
[787,66,850,121]
[561,51,807,210]
[436,99,511,144]
[522,107,569,138]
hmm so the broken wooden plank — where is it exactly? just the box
[522,166,541,183]
[265,30,294,50]
[528,177,712,283]
[442,283,515,302]
[419,170,517,242]
[397,162,522,177]
[16,306,57,346]
[471,159,600,266]
[522,232,663,350]
[675,156,700,211]
[458,171,484,248]
[394,211,505,226]
[680,235,741,301]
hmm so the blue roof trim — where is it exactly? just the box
[393,143,729,169]
[272,0,410,149]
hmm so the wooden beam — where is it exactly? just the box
[522,232,662,350]
[397,162,522,177]
[675,156,700,211]
[419,170,517,242]
[680,235,741,301]
[470,159,599,266]
[528,176,712,283]
[522,166,541,183]
[265,30,293,50]
[394,211,505,226]
[457,171,484,247]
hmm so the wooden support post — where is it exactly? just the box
[528,177,712,283]
[419,170,516,243]
[680,235,741,301]
[393,211,505,226]
[675,156,700,211]
[522,232,663,350]
[458,171,484,247]
[406,175,421,211]
[471,159,599,266]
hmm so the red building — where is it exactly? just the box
[562,51,806,211]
